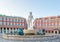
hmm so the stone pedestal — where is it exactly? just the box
[23,29,36,35]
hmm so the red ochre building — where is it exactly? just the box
[0,15,27,34]
[34,16,60,34]
[1,13,60,35]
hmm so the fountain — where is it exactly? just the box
[23,12,36,35]
[2,12,54,40]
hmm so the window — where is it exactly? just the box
[7,22,9,25]
[55,23,57,26]
[10,18,12,22]
[0,17,2,20]
[14,19,15,22]
[36,23,38,26]
[51,22,54,26]
[10,23,12,25]
[46,23,47,26]
[19,19,22,22]
[14,19,18,22]
[59,22,60,25]
[14,19,16,22]
[15,23,17,26]
[19,23,24,26]
[45,19,49,26]
[18,19,23,22]
[49,22,54,26]
[9,22,12,26]
[49,22,50,26]
[14,23,18,26]
[22,23,24,26]
[14,23,16,26]
[18,19,20,22]
[15,19,17,22]
[17,23,19,25]
[20,23,21,26]
[21,19,24,22]
[4,17,6,21]
[4,22,6,25]
[7,18,9,21]
[14,23,15,25]
[17,19,18,22]
[0,22,2,25]
[39,20,41,26]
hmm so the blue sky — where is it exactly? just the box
[0,0,60,19]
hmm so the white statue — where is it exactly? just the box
[27,12,34,30]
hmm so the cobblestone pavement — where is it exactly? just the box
[1,35,60,42]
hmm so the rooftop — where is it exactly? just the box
[0,14,26,19]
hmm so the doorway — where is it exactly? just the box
[55,31,57,34]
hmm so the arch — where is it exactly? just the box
[49,30,50,33]
[55,31,57,34]
[52,31,53,33]
[45,31,47,33]
[4,27,6,33]
[59,31,60,34]
[1,27,2,33]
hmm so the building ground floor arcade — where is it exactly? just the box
[0,27,60,35]
[0,27,24,34]
[45,29,60,34]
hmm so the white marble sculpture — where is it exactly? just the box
[27,12,34,30]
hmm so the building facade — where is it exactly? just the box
[0,15,27,34]
[34,16,60,34]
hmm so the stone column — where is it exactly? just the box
[12,28,14,34]
[57,30,59,34]
[2,28,4,34]
[15,28,17,32]
[0,28,1,33]
[6,28,7,33]
[54,30,55,34]
[9,28,10,33]
[15,28,17,35]
[1,28,2,34]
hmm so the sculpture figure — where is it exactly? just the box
[27,12,34,30]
